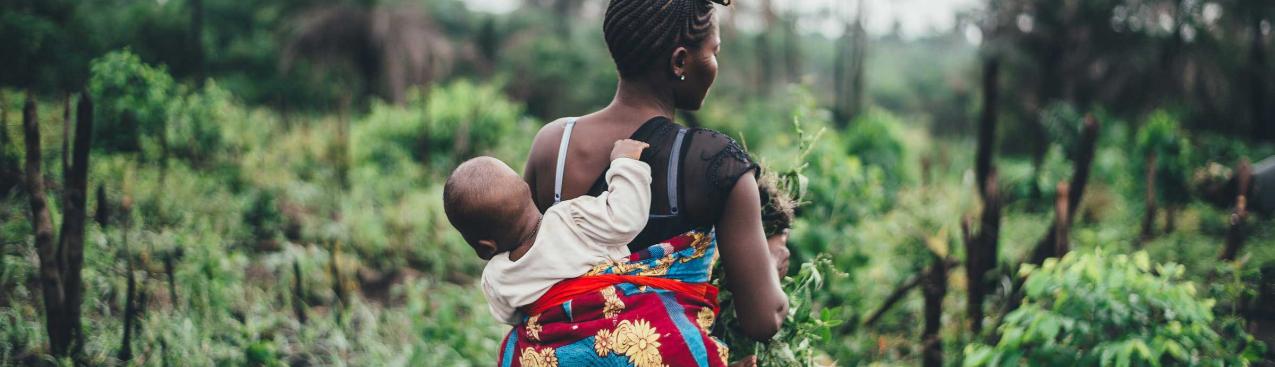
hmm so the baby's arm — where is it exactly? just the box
[567,139,652,246]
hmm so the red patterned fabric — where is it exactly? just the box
[497,230,730,367]
[523,274,719,316]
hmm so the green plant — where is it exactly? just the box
[351,79,528,176]
[165,81,235,164]
[88,50,175,153]
[844,109,912,188]
[717,256,844,367]
[964,249,1262,366]
[1135,111,1193,206]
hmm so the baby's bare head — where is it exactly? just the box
[443,157,535,259]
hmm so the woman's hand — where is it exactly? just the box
[767,229,791,278]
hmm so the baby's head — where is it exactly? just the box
[443,156,539,260]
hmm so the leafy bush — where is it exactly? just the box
[351,79,528,175]
[964,249,1262,366]
[88,49,175,153]
[844,109,913,188]
[717,256,844,367]
[1040,102,1084,157]
[165,82,234,164]
[1135,111,1193,206]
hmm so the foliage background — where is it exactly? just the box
[1,0,1274,365]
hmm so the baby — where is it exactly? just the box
[443,139,652,324]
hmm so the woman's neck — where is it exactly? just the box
[605,77,676,122]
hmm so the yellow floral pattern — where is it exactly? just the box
[713,337,730,365]
[696,307,716,331]
[679,232,712,263]
[525,314,543,341]
[583,232,714,278]
[519,346,559,367]
[601,286,626,318]
[593,319,666,367]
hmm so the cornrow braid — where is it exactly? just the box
[604,0,731,77]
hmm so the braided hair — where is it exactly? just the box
[603,0,731,77]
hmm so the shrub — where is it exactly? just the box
[716,256,844,367]
[844,109,912,188]
[1135,111,1193,206]
[964,249,1262,366]
[88,50,175,153]
[1040,102,1084,157]
[165,82,234,164]
[351,79,527,176]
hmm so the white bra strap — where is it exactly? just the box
[553,118,578,204]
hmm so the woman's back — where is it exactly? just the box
[524,116,757,252]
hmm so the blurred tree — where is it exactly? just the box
[984,0,1273,150]
[1246,0,1270,141]
[281,2,454,104]
[0,0,95,92]
[833,0,867,125]
[189,0,205,85]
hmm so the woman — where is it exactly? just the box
[501,0,789,365]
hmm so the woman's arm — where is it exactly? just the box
[716,172,789,341]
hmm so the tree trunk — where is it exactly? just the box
[1221,159,1252,261]
[58,92,93,361]
[293,259,307,324]
[62,94,70,178]
[1140,153,1159,243]
[1054,182,1071,257]
[164,254,178,306]
[0,90,17,193]
[833,19,850,125]
[833,0,867,125]
[967,171,1001,334]
[755,0,777,94]
[782,12,802,83]
[1031,115,1099,264]
[23,94,73,359]
[119,260,137,362]
[190,0,206,85]
[921,256,947,367]
[976,58,1000,199]
[1251,9,1270,141]
[849,1,867,122]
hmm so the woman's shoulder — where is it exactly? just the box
[525,118,575,172]
[686,128,757,174]
[682,127,760,209]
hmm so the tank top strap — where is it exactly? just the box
[664,127,688,216]
[648,127,688,218]
[553,117,578,204]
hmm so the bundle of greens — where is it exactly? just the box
[714,118,844,366]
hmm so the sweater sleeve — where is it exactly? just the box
[564,158,652,247]
[481,273,520,325]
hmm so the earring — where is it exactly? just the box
[679,74,687,81]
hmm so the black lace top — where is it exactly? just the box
[584,117,759,251]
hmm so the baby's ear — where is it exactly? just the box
[475,239,499,260]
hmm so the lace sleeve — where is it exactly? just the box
[682,129,760,223]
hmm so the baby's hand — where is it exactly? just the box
[610,139,650,161]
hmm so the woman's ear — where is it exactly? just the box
[670,46,690,79]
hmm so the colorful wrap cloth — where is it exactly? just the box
[497,229,729,367]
